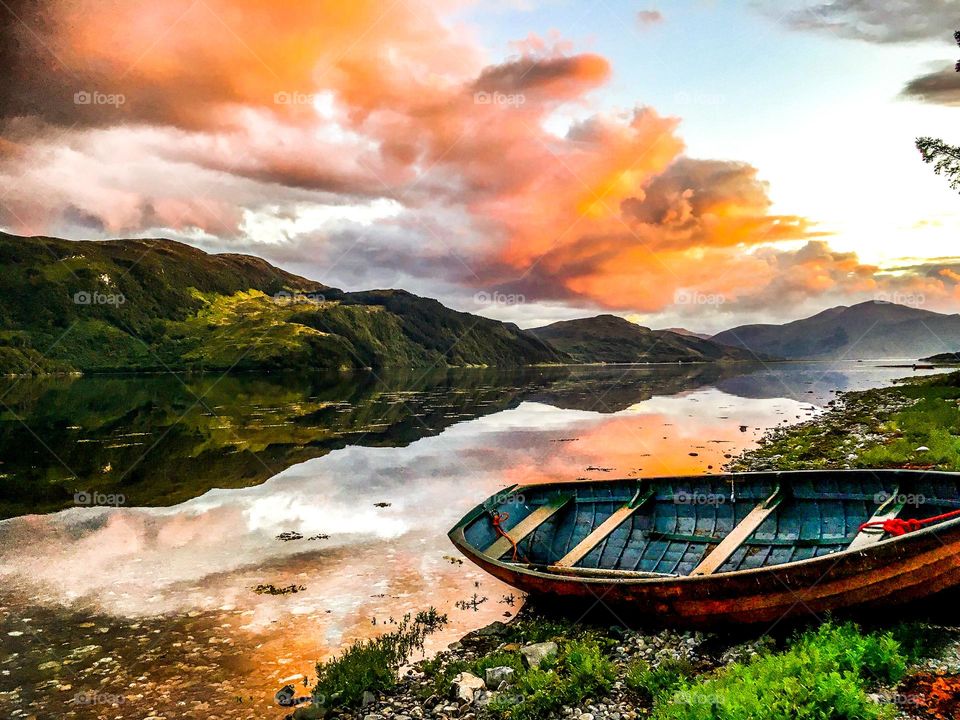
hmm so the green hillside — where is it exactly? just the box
[0,233,560,374]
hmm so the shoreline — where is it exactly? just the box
[292,369,960,720]
[5,358,945,380]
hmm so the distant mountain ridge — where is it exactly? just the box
[662,327,712,341]
[529,314,761,363]
[712,301,960,360]
[10,234,946,374]
[0,233,559,374]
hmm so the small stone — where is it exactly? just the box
[475,690,498,708]
[485,666,514,689]
[520,641,558,668]
[363,690,377,707]
[580,714,594,720]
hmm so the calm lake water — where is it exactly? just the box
[0,362,943,719]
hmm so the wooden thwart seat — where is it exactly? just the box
[690,486,783,576]
[848,489,906,552]
[484,494,572,559]
[552,487,655,569]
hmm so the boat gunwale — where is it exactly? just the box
[448,469,960,584]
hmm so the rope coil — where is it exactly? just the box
[858,508,960,537]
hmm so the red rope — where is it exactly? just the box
[858,508,960,537]
[490,511,526,562]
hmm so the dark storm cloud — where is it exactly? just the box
[771,0,959,44]
[902,64,960,105]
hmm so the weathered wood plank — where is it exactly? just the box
[542,564,675,578]
[690,487,783,576]
[484,495,572,560]
[553,488,654,568]
[848,491,906,552]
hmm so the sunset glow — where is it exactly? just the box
[1,0,958,331]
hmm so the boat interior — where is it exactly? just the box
[459,474,960,578]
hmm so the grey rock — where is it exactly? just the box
[473,621,508,637]
[475,690,498,708]
[520,641,558,668]
[450,672,485,704]
[485,666,514,689]
[362,690,377,707]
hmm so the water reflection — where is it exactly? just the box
[0,363,747,518]
[0,362,943,719]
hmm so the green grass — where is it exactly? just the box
[857,375,960,470]
[487,638,617,720]
[499,616,587,645]
[310,608,447,710]
[625,656,698,704]
[652,622,904,720]
[416,620,616,720]
[730,371,960,473]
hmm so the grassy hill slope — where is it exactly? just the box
[0,233,560,373]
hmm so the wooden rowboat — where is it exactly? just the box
[448,470,960,626]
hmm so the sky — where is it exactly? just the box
[1,0,959,332]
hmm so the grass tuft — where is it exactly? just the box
[652,622,904,720]
[311,608,447,709]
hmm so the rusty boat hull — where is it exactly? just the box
[448,470,960,626]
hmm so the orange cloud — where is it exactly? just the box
[1,0,946,321]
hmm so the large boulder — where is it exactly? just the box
[450,672,485,704]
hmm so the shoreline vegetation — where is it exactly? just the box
[289,370,960,720]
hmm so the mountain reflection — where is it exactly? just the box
[0,364,748,518]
